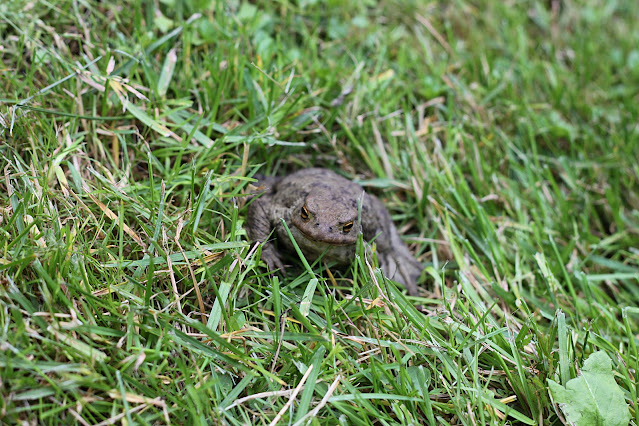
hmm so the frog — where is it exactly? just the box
[246,168,423,295]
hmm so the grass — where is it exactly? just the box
[1,0,639,424]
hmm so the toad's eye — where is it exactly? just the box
[300,205,310,221]
[342,221,353,233]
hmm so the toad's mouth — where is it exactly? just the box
[293,226,356,246]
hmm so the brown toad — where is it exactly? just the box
[247,168,423,295]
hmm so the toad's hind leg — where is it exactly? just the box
[363,195,423,296]
[377,232,423,296]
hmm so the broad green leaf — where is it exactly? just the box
[548,351,631,426]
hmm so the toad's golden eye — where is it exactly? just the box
[342,221,353,233]
[300,205,310,221]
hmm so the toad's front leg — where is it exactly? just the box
[247,196,286,273]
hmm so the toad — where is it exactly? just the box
[247,168,423,295]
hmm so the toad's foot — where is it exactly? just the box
[378,252,423,296]
[259,243,287,274]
